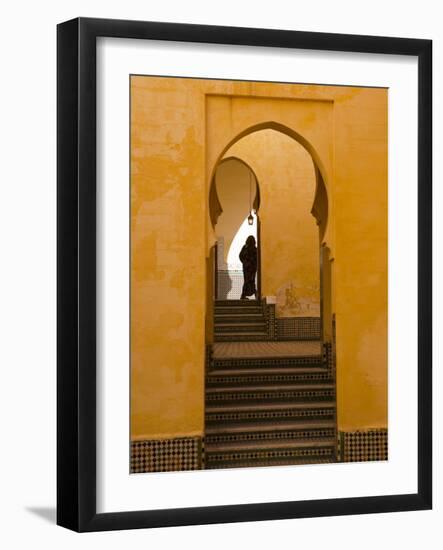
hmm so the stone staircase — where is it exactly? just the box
[205,300,337,469]
[214,299,268,342]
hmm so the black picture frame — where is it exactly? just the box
[57,17,432,532]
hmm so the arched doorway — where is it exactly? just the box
[207,126,329,343]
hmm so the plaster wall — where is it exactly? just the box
[131,76,388,438]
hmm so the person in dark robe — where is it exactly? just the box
[239,235,258,299]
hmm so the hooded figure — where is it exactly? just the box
[239,235,258,299]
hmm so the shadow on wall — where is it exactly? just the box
[25,507,56,524]
[217,269,259,300]
[217,270,233,299]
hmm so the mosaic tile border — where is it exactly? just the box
[338,429,388,462]
[276,316,321,341]
[131,436,203,473]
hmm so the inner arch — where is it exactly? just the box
[213,157,259,299]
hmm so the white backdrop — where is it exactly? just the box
[0,0,440,548]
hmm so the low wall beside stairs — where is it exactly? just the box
[265,303,320,341]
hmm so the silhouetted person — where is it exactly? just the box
[239,235,257,300]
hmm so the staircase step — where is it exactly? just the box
[206,419,335,435]
[207,367,329,384]
[207,375,331,387]
[205,421,335,446]
[206,384,335,405]
[207,401,335,412]
[206,438,336,453]
[206,402,335,425]
[215,333,269,342]
[212,356,324,370]
[207,383,334,393]
[215,300,260,307]
[206,420,336,439]
[215,322,266,327]
[215,313,265,323]
[215,307,263,315]
[215,323,267,333]
[205,456,335,469]
[208,367,328,375]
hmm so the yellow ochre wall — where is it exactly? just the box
[131,77,206,440]
[131,76,387,439]
[225,130,320,317]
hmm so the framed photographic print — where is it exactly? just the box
[57,17,432,531]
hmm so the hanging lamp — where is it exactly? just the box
[248,171,254,225]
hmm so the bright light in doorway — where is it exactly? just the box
[227,212,258,269]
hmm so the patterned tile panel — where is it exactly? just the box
[339,429,388,462]
[131,437,202,474]
[276,317,321,341]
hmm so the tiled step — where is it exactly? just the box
[215,313,265,323]
[212,356,324,370]
[206,401,336,425]
[214,333,269,342]
[206,367,331,387]
[215,300,260,307]
[212,341,322,359]
[205,456,335,469]
[215,307,263,316]
[206,384,335,404]
[215,322,267,333]
[205,420,336,445]
[206,438,336,452]
[205,439,336,469]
